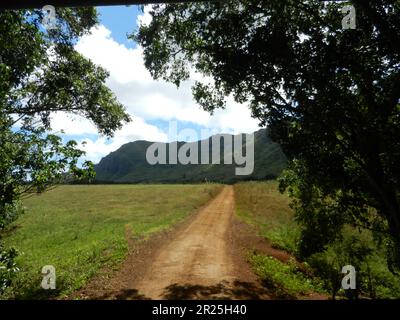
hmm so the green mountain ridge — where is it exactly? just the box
[94,129,287,183]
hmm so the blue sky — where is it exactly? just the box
[97,6,139,49]
[53,5,260,163]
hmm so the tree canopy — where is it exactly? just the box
[0,8,130,291]
[135,0,400,270]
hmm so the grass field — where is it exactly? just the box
[234,181,400,299]
[1,184,222,299]
[235,181,300,253]
[3,181,400,300]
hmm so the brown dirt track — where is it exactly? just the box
[132,185,271,299]
[74,185,323,300]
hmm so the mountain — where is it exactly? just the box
[94,129,287,183]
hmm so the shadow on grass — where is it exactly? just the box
[260,278,297,299]
[11,287,64,300]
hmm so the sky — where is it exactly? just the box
[52,5,260,164]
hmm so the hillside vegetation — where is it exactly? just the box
[94,129,286,184]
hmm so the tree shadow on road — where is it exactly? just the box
[95,288,150,300]
[161,280,277,300]
[89,280,297,300]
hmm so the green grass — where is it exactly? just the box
[1,184,222,299]
[250,254,325,298]
[234,181,325,297]
[234,181,300,253]
[234,181,400,299]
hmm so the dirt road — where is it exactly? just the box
[134,185,240,299]
[77,185,271,299]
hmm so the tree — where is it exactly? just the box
[134,0,400,270]
[0,8,130,292]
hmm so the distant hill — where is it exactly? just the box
[94,129,287,183]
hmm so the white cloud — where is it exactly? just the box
[75,25,152,84]
[136,5,153,27]
[75,24,259,130]
[79,116,167,163]
[65,15,259,163]
[209,96,261,134]
[50,112,98,135]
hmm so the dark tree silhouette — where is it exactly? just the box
[135,0,400,270]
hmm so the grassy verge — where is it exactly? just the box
[234,181,300,254]
[234,181,400,299]
[1,184,221,299]
[234,181,324,298]
[250,254,325,298]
